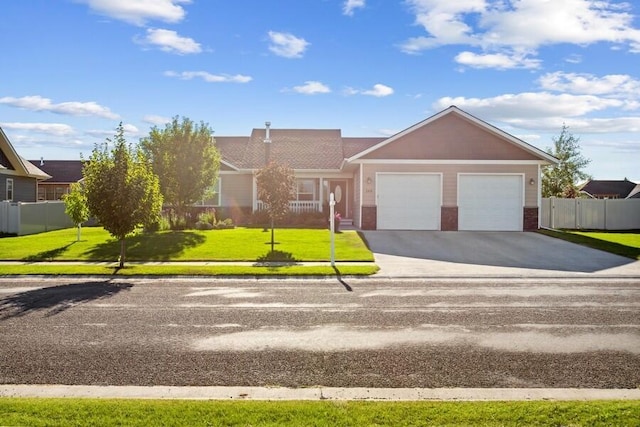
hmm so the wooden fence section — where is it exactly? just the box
[541,198,640,230]
[0,201,74,235]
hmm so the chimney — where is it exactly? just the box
[40,157,44,166]
[264,121,271,164]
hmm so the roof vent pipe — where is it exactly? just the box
[264,121,271,164]
[264,121,271,144]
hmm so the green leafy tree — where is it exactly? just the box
[62,182,90,242]
[140,117,220,226]
[542,124,591,198]
[83,123,163,268]
[256,161,296,252]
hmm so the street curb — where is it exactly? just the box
[1,385,639,401]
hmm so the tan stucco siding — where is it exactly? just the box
[220,173,253,207]
[362,114,540,161]
[361,164,539,207]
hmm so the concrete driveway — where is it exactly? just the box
[361,231,640,278]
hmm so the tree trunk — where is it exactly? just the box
[119,237,126,268]
[76,224,81,242]
[270,217,275,253]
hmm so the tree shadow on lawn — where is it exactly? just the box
[0,280,132,320]
[83,231,206,261]
[254,250,300,269]
[23,242,77,261]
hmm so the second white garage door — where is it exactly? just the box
[458,174,523,231]
[377,173,441,230]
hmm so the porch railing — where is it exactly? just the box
[256,200,321,213]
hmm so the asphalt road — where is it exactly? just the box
[1,277,639,388]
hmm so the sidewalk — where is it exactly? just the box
[2,385,639,401]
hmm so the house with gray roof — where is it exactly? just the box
[0,127,50,202]
[213,106,557,231]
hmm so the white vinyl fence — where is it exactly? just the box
[0,201,74,235]
[541,197,640,230]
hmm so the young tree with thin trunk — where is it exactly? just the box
[62,182,89,242]
[83,123,163,268]
[542,124,591,198]
[140,117,220,227]
[256,162,296,252]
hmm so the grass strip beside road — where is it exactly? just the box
[0,264,378,276]
[539,229,640,260]
[1,398,638,426]
[0,227,373,262]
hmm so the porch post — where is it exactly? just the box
[319,178,324,212]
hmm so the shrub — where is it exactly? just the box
[197,209,217,226]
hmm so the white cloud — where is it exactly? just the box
[292,81,331,95]
[343,0,365,16]
[435,93,624,120]
[0,122,75,136]
[538,72,640,97]
[79,0,190,26]
[143,115,172,125]
[267,31,309,58]
[344,84,394,97]
[0,95,119,119]
[455,51,541,70]
[137,28,201,54]
[86,123,141,138]
[363,84,394,97]
[164,70,252,83]
[401,0,640,67]
[433,92,640,134]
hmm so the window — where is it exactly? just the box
[6,178,13,201]
[197,179,221,206]
[296,179,316,201]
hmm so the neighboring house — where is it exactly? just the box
[579,179,638,199]
[29,159,84,201]
[0,127,51,202]
[212,106,558,231]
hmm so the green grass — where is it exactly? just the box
[0,227,374,262]
[1,398,638,426]
[0,264,378,276]
[539,229,640,259]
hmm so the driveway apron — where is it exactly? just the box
[361,231,640,278]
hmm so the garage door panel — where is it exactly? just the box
[377,174,441,230]
[459,175,523,231]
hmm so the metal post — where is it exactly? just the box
[330,192,335,267]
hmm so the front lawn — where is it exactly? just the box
[539,229,640,260]
[0,227,373,262]
[1,398,638,426]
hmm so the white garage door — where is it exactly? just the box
[458,174,523,231]
[377,173,441,230]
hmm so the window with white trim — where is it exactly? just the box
[197,178,221,206]
[6,178,14,201]
[296,179,316,201]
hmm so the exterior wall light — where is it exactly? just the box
[529,178,535,185]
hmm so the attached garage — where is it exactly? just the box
[376,173,441,230]
[458,174,524,231]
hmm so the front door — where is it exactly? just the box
[329,180,347,218]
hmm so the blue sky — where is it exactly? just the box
[1,0,639,180]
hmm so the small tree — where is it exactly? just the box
[83,123,163,268]
[140,116,220,227]
[62,182,90,241]
[256,162,296,252]
[542,124,591,198]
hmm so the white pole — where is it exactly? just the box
[329,192,335,267]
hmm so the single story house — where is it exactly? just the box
[29,159,84,201]
[0,127,51,202]
[213,106,558,231]
[579,179,639,199]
